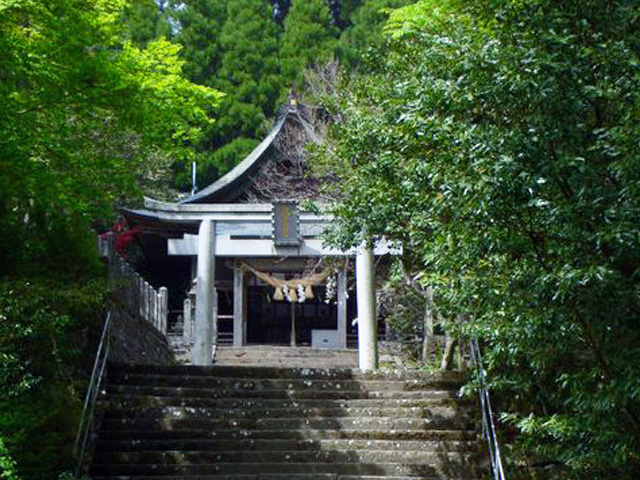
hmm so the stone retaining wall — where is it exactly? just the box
[108,309,174,366]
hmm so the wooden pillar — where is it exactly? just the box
[194,219,216,366]
[233,264,246,347]
[337,269,348,349]
[356,244,378,371]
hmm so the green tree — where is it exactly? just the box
[172,0,284,190]
[0,0,220,476]
[174,0,227,86]
[217,0,281,134]
[0,437,19,480]
[338,0,412,65]
[198,0,282,185]
[0,0,219,273]
[123,0,173,46]
[319,0,640,477]
[334,0,363,28]
[281,0,339,87]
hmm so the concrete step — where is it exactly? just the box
[95,438,476,453]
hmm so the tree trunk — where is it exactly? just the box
[422,286,434,363]
[441,334,457,370]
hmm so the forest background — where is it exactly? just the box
[1,1,639,480]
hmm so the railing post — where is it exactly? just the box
[146,282,153,324]
[142,281,148,322]
[105,233,116,287]
[129,266,135,317]
[159,287,168,334]
[137,276,144,320]
[97,235,170,337]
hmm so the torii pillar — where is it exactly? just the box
[356,243,378,371]
[194,219,216,365]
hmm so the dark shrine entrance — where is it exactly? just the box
[246,285,337,346]
[213,258,354,348]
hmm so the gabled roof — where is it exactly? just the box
[180,111,290,204]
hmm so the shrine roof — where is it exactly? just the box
[122,104,319,226]
[180,111,290,204]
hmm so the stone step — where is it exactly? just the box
[101,415,473,432]
[90,461,477,478]
[213,347,359,369]
[98,428,476,442]
[105,386,458,401]
[92,363,477,479]
[214,358,360,369]
[102,405,473,421]
[107,374,461,392]
[92,475,472,480]
[105,394,466,410]
[109,364,462,382]
[93,450,477,466]
[95,438,476,453]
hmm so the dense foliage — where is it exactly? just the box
[129,0,411,191]
[318,0,640,477]
[0,0,220,477]
[199,0,281,187]
[280,0,339,87]
[0,281,105,479]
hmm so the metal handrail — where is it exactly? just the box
[469,338,507,480]
[74,311,112,476]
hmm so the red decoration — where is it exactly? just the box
[104,219,141,255]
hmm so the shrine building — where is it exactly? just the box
[122,103,395,369]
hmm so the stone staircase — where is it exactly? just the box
[214,346,359,368]
[89,364,479,480]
